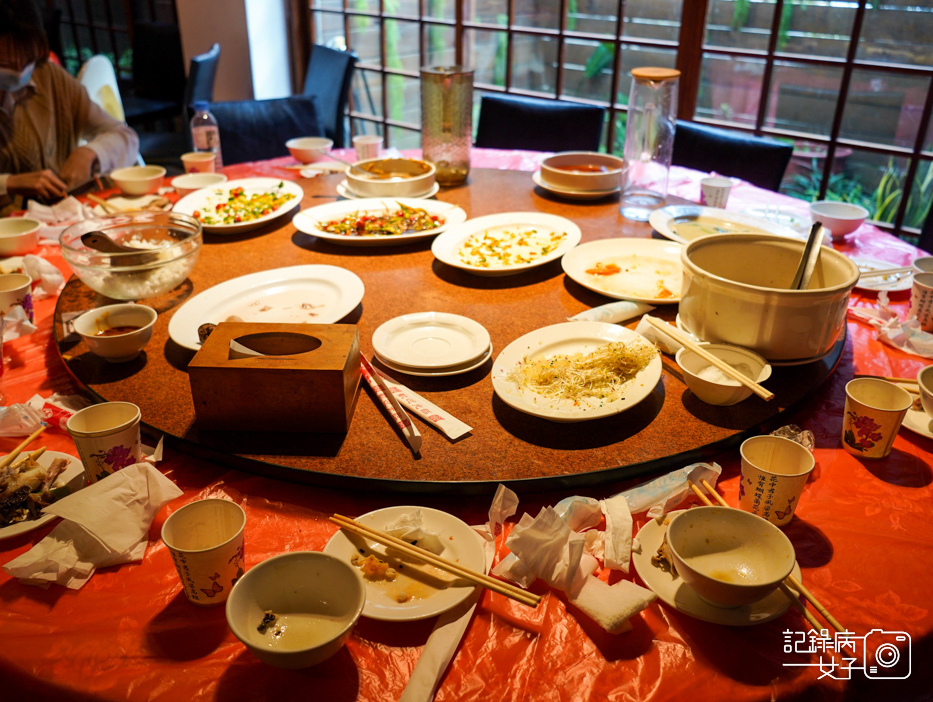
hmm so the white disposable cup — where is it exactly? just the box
[913,256,933,274]
[66,401,142,484]
[841,378,912,459]
[353,135,383,162]
[917,365,933,418]
[739,435,815,526]
[0,272,33,322]
[181,151,216,174]
[909,272,933,332]
[699,176,733,209]
[161,498,246,606]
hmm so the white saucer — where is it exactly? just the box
[632,516,802,626]
[336,180,440,200]
[375,344,493,377]
[373,312,491,369]
[902,406,933,439]
[531,171,620,200]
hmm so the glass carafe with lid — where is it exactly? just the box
[620,67,680,221]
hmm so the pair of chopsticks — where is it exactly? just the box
[360,356,422,454]
[330,513,541,608]
[686,479,844,635]
[853,373,920,395]
[0,425,47,471]
[86,193,118,213]
[858,266,914,280]
[644,317,774,402]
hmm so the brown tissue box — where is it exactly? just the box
[188,322,361,433]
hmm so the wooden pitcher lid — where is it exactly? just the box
[631,67,681,82]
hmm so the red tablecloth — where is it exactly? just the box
[1,152,931,701]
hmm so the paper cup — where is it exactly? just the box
[161,498,246,606]
[0,272,33,322]
[699,176,733,209]
[841,378,912,459]
[353,135,383,162]
[66,401,142,484]
[910,272,933,332]
[913,256,933,274]
[738,435,815,526]
[918,365,933,418]
[181,151,216,174]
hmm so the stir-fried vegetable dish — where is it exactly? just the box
[192,183,296,225]
[320,203,444,237]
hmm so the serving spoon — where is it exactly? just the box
[80,232,137,253]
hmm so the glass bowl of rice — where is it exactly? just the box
[60,211,202,300]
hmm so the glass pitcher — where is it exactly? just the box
[620,67,680,221]
[420,66,474,187]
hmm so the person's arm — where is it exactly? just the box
[76,99,140,176]
[2,169,68,199]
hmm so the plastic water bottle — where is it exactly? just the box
[190,101,223,171]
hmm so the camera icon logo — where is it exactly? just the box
[863,629,911,680]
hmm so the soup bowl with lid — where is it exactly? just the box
[540,151,625,192]
[344,158,436,198]
[679,233,860,363]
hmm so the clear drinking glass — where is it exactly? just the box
[420,66,474,187]
[620,67,680,221]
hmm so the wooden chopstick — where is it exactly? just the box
[697,479,846,634]
[853,374,918,386]
[858,266,914,279]
[9,447,47,471]
[0,425,47,471]
[86,193,118,213]
[330,513,541,608]
[644,317,774,402]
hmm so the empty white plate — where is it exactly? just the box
[372,312,491,369]
[375,344,493,377]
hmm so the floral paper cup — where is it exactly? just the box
[66,401,143,483]
[739,435,815,526]
[842,378,912,459]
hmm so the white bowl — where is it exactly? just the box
[0,217,40,256]
[667,507,796,608]
[171,172,228,197]
[286,136,334,164]
[680,234,860,362]
[110,165,166,196]
[73,303,157,362]
[809,201,868,239]
[345,158,436,198]
[540,151,625,192]
[226,551,365,669]
[675,343,772,406]
[918,365,933,418]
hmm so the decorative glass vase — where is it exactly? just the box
[420,66,474,187]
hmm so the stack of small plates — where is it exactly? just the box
[372,312,492,377]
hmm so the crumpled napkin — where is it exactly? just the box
[26,196,95,244]
[2,462,182,589]
[848,292,933,358]
[0,255,65,340]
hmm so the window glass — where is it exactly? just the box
[562,40,615,103]
[510,34,558,92]
[386,19,422,72]
[424,0,455,22]
[624,0,682,42]
[766,61,844,139]
[858,3,933,68]
[423,25,457,67]
[705,0,777,53]
[465,29,508,88]
[353,68,384,118]
[470,0,507,25]
[697,53,765,127]
[348,16,381,63]
[515,0,561,30]
[841,69,924,149]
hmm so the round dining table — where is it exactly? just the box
[1,148,931,702]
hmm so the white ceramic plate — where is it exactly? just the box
[172,177,303,234]
[852,257,914,292]
[561,238,683,304]
[531,171,620,200]
[168,264,365,351]
[491,321,662,422]
[336,180,440,200]
[901,406,933,440]
[0,452,85,540]
[649,206,804,245]
[742,206,811,235]
[292,198,467,247]
[632,516,802,626]
[375,345,493,377]
[322,505,486,621]
[431,212,582,277]
[373,312,490,369]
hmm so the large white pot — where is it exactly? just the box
[680,234,859,362]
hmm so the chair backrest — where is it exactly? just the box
[919,210,933,255]
[672,120,794,192]
[209,95,323,164]
[131,21,185,104]
[78,55,126,122]
[302,45,358,148]
[474,94,605,152]
[184,43,221,110]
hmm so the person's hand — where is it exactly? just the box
[5,169,68,200]
[58,146,99,190]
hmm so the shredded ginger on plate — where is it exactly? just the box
[508,340,656,404]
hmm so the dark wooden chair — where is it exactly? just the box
[302,45,358,148]
[672,120,794,192]
[122,21,186,128]
[918,210,933,255]
[209,95,323,164]
[474,94,605,152]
